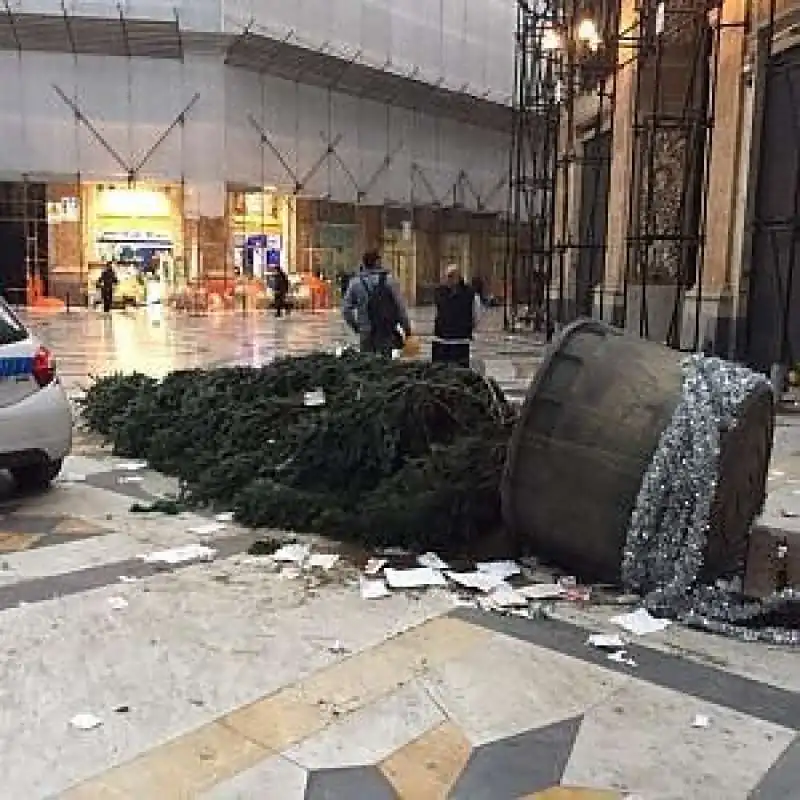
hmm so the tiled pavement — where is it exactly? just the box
[0,306,793,799]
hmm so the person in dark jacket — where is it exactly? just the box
[342,250,411,357]
[432,265,481,368]
[273,266,290,317]
[96,263,118,313]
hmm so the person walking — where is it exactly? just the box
[96,262,118,314]
[432,265,481,368]
[273,265,290,318]
[342,250,411,357]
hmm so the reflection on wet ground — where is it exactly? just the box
[19,307,546,393]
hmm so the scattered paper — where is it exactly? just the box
[215,512,235,523]
[489,586,529,608]
[117,461,147,471]
[691,713,711,729]
[303,389,326,407]
[477,560,521,580]
[587,633,626,650]
[447,570,508,593]
[385,567,446,589]
[140,544,217,566]
[610,608,671,636]
[272,543,311,564]
[607,650,637,667]
[360,578,390,600]
[187,522,226,536]
[451,596,477,608]
[70,713,103,731]
[328,640,347,654]
[117,475,144,484]
[307,553,340,571]
[417,552,449,570]
[518,583,566,600]
[108,596,129,611]
[364,558,387,576]
[118,575,138,584]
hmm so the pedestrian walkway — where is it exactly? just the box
[0,306,793,799]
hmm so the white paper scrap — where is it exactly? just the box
[140,544,217,566]
[303,389,326,407]
[279,566,302,580]
[691,713,711,729]
[610,608,671,636]
[489,587,529,608]
[215,512,235,523]
[118,575,138,584]
[364,558,387,576]
[308,553,340,571]
[587,633,626,650]
[70,713,103,731]
[477,560,522,580]
[518,583,566,600]
[108,596,129,611]
[58,472,86,484]
[385,567,446,589]
[360,578,390,600]
[117,475,144,484]
[187,522,226,536]
[117,461,147,471]
[272,543,311,564]
[417,552,449,570]
[446,570,507,593]
[607,650,637,668]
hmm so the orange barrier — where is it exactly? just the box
[26,276,66,310]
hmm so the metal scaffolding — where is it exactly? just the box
[505,0,737,349]
[504,0,620,334]
[623,0,725,349]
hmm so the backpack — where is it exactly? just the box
[362,273,400,339]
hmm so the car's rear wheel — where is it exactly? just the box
[12,459,63,492]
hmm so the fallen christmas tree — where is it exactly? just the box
[80,352,516,553]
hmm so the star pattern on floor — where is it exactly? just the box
[302,714,622,799]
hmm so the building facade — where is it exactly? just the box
[0,0,516,308]
[507,0,800,372]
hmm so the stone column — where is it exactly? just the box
[603,0,640,301]
[294,197,317,274]
[682,0,747,352]
[46,182,83,303]
[355,205,384,257]
[183,181,228,282]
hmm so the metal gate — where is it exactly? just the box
[746,44,800,373]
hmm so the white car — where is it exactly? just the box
[0,301,72,490]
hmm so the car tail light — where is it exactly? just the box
[32,346,56,387]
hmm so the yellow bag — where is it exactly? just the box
[402,334,422,358]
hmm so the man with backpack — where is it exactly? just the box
[342,250,411,356]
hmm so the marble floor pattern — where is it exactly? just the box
[0,306,789,798]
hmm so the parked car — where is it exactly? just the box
[0,301,72,490]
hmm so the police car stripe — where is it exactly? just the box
[0,357,33,377]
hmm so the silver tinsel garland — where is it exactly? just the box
[622,355,800,646]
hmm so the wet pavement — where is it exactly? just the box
[0,306,794,799]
